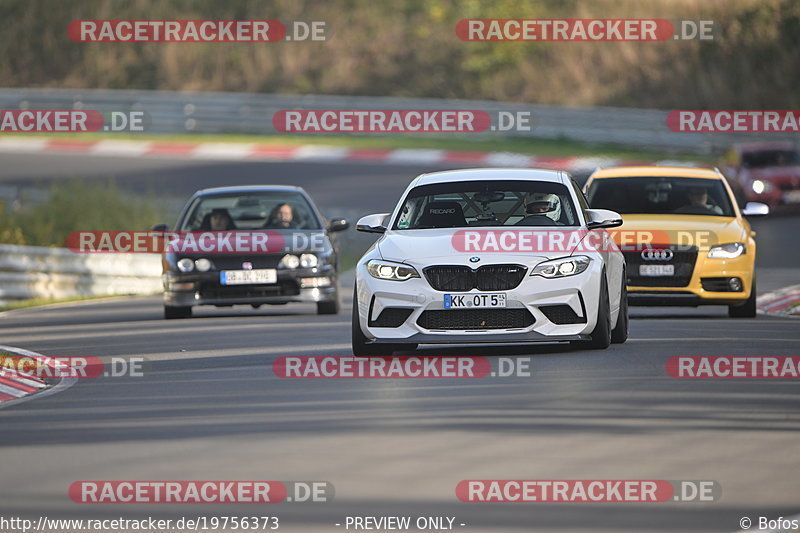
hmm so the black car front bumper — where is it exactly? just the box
[163,267,338,307]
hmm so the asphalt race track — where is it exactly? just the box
[1,151,799,533]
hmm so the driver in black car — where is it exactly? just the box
[265,203,300,229]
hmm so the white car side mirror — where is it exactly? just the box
[585,208,623,229]
[356,213,391,233]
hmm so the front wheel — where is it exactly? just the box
[164,305,192,319]
[587,273,611,349]
[317,299,340,315]
[611,274,628,344]
[729,278,757,318]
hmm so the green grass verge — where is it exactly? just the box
[6,132,709,162]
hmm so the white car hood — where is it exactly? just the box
[377,228,560,266]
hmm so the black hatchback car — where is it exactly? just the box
[153,185,348,319]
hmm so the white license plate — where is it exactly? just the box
[444,293,507,309]
[783,190,800,203]
[220,269,277,285]
[639,264,674,277]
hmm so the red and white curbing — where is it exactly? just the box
[757,285,800,317]
[0,137,638,171]
[0,345,50,404]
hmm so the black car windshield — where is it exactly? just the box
[587,176,735,217]
[179,192,322,230]
[392,180,579,229]
[742,149,800,168]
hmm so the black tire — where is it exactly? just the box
[729,277,757,318]
[611,272,629,344]
[587,272,612,349]
[317,299,340,315]
[164,305,192,319]
[351,286,396,356]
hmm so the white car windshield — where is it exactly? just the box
[392,180,579,229]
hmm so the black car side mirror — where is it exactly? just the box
[151,223,169,232]
[328,218,350,232]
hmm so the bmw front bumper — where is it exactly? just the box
[355,260,604,345]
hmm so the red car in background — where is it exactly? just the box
[720,142,800,208]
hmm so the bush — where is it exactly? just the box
[0,180,167,247]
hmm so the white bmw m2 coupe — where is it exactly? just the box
[352,169,628,355]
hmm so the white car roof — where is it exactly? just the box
[411,168,568,187]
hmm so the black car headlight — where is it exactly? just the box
[194,258,213,272]
[176,258,195,272]
[279,254,301,269]
[300,253,319,268]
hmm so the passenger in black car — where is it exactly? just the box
[200,208,236,230]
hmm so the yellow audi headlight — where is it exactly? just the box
[708,242,746,259]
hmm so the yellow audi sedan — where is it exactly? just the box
[584,166,768,317]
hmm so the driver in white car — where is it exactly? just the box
[516,192,562,226]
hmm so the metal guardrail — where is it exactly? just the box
[0,244,162,302]
[0,88,790,154]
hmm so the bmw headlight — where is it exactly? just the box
[708,242,746,259]
[531,256,591,278]
[176,258,195,272]
[300,253,319,268]
[195,258,213,272]
[279,254,300,269]
[367,259,420,281]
